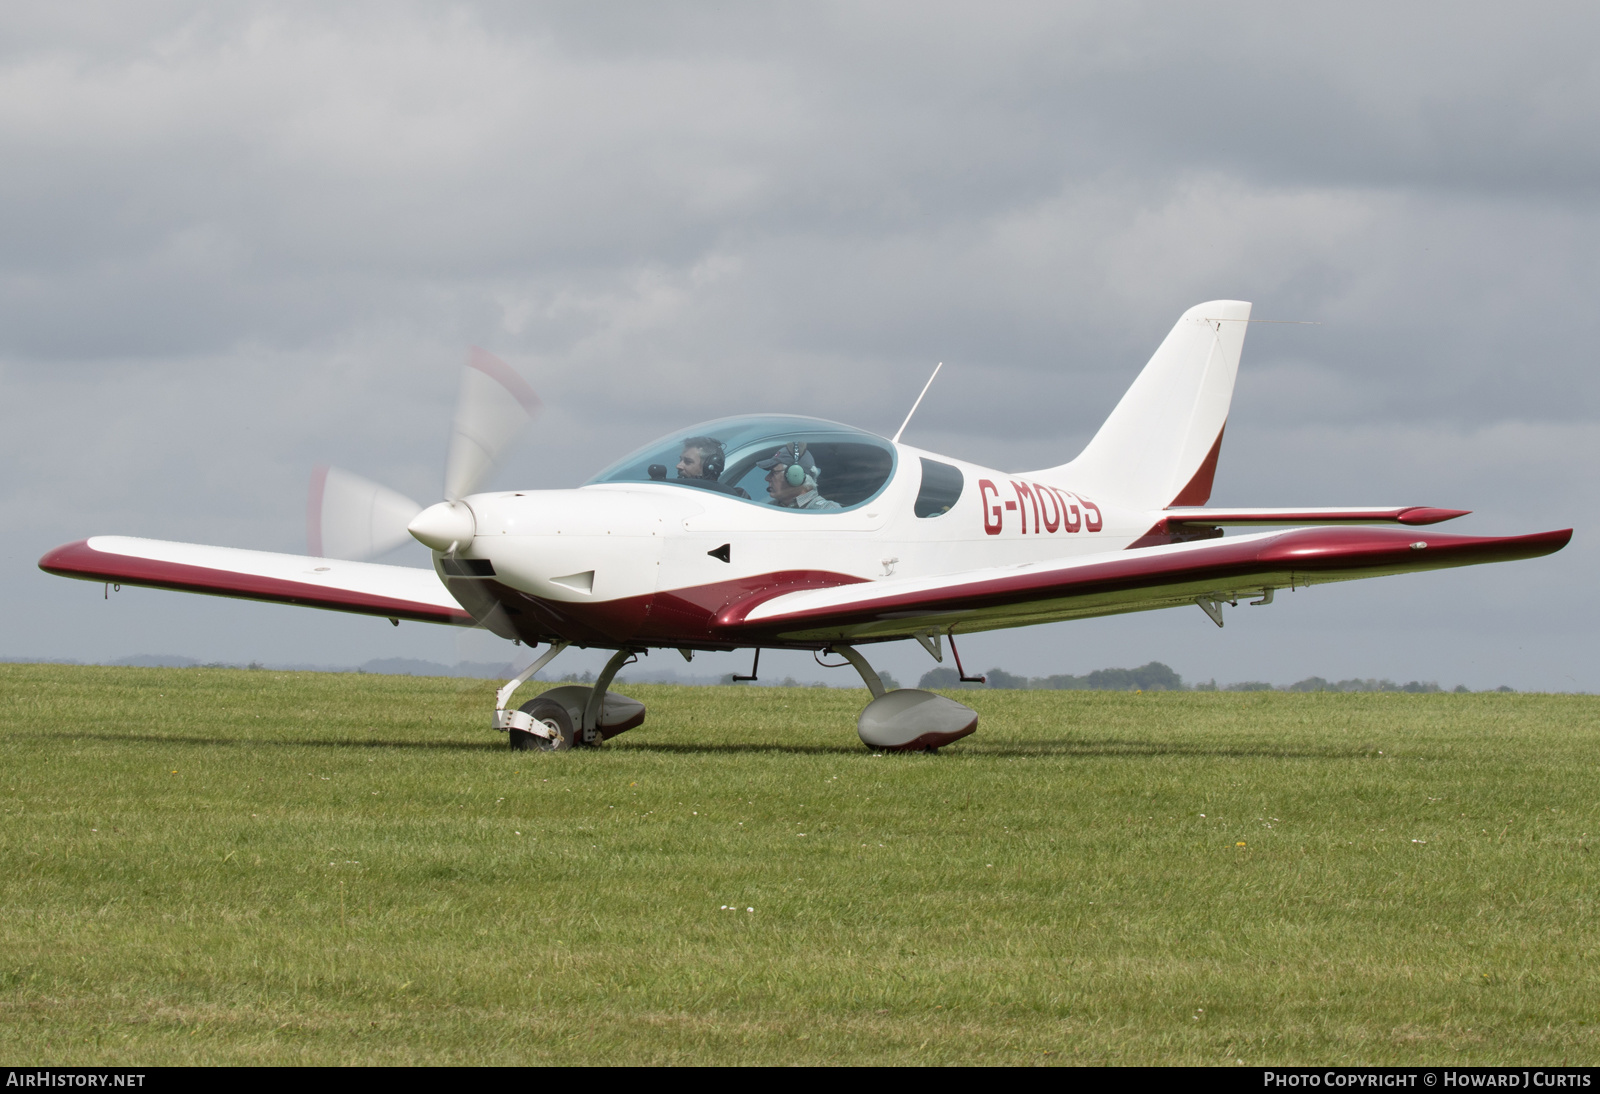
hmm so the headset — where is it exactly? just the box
[777,441,813,486]
[682,436,726,479]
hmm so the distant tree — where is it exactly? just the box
[1082,667,1144,690]
[917,667,963,689]
[1224,681,1274,692]
[984,667,1028,689]
[878,670,901,691]
[1030,662,1185,691]
[1496,685,1515,693]
[1286,677,1331,692]
[1399,681,1443,694]
[1453,685,1470,693]
[1094,662,1185,691]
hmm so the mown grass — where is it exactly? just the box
[1,663,1597,1065]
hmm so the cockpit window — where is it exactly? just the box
[914,458,963,517]
[585,414,897,512]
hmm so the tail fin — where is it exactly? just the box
[1039,300,1250,509]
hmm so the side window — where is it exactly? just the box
[727,441,895,510]
[914,458,963,517]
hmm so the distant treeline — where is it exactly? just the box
[919,662,1186,692]
[49,655,1514,693]
[917,662,1512,694]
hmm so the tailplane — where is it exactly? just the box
[1039,300,1250,509]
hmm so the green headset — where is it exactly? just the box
[778,441,810,486]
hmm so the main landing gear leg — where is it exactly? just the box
[580,649,636,747]
[828,643,979,753]
[831,644,885,699]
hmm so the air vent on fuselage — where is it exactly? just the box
[440,558,496,578]
[707,543,731,563]
[550,570,595,593]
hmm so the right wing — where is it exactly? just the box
[718,525,1571,643]
[39,536,472,626]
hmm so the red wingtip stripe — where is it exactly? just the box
[467,347,542,415]
[37,539,93,578]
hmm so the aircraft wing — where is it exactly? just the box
[39,536,473,626]
[723,525,1571,643]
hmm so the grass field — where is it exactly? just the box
[2,663,1598,1066]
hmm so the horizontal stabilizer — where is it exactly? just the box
[39,537,472,626]
[1163,506,1471,527]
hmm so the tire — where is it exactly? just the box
[509,697,577,752]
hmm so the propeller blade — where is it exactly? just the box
[443,347,541,502]
[308,465,425,560]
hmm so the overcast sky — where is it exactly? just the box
[3,2,1594,691]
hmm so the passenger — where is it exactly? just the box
[675,436,749,498]
[757,442,841,510]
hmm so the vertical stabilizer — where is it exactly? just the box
[1038,300,1250,509]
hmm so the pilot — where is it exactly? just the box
[675,436,750,498]
[757,442,841,510]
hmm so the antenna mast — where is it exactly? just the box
[892,362,942,444]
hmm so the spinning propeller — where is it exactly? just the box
[308,348,541,561]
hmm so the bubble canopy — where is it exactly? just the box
[584,415,898,511]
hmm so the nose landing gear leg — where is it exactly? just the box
[503,647,648,752]
[496,642,570,750]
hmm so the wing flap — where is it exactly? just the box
[39,536,472,626]
[724,526,1570,642]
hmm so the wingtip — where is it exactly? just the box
[1508,527,1575,552]
[38,539,98,578]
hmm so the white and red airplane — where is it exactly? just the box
[40,301,1570,752]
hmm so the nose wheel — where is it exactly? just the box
[496,646,645,751]
[509,697,576,751]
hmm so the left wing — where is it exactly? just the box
[39,536,472,626]
[718,525,1570,643]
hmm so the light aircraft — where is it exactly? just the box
[40,301,1570,752]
